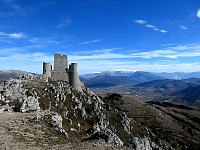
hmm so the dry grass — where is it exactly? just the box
[99,93,200,149]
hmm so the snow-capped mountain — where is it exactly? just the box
[81,70,200,80]
[80,69,136,79]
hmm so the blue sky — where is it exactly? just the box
[0,0,200,74]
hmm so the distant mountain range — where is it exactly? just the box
[81,69,136,79]
[80,74,139,88]
[155,72,200,79]
[80,70,200,107]
[0,70,33,83]
[81,70,200,89]
[81,71,163,88]
[81,70,200,80]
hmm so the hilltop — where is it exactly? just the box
[0,74,174,149]
[0,72,200,149]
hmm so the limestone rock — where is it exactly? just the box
[51,113,63,129]
[51,113,69,139]
[29,114,41,121]
[2,104,9,111]
[15,96,40,112]
[88,123,123,146]
[120,112,132,134]
[126,137,152,150]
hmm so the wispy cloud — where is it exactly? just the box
[67,44,200,60]
[0,32,26,39]
[179,25,188,30]
[80,39,101,44]
[70,48,120,55]
[56,19,72,28]
[1,44,200,74]
[68,43,200,73]
[160,30,167,33]
[0,31,74,49]
[134,19,147,25]
[134,19,168,33]
[0,52,52,73]
[197,9,200,18]
[129,44,200,58]
[0,0,37,17]
[2,0,24,12]
[145,24,155,28]
[162,43,175,47]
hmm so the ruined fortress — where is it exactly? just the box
[43,53,82,91]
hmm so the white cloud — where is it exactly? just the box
[145,24,155,28]
[71,44,200,60]
[80,39,101,44]
[154,28,158,31]
[2,43,200,74]
[9,33,25,38]
[56,19,72,28]
[0,32,26,39]
[71,48,120,55]
[197,9,200,18]
[180,25,188,30]
[0,52,52,73]
[134,19,167,33]
[129,62,200,73]
[0,0,36,17]
[134,19,147,25]
[159,30,167,33]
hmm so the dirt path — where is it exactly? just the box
[0,110,42,150]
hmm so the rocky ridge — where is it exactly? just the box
[0,74,172,149]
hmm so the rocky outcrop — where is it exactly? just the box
[51,113,63,129]
[0,74,174,149]
[88,123,123,146]
[51,113,69,139]
[15,96,40,112]
[120,112,132,134]
[0,79,24,100]
[126,137,152,150]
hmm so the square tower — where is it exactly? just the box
[54,53,62,71]
[61,55,68,70]
[52,53,69,81]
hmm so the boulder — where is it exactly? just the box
[51,113,63,129]
[51,113,69,139]
[15,96,40,112]
[88,123,123,146]
[126,137,152,150]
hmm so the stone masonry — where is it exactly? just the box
[43,53,82,91]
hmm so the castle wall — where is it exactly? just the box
[51,70,68,81]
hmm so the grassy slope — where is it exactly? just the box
[98,93,200,150]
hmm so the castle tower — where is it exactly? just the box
[61,55,68,70]
[52,53,68,81]
[43,62,52,77]
[54,53,62,71]
[69,63,82,91]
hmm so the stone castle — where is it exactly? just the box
[43,53,82,91]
